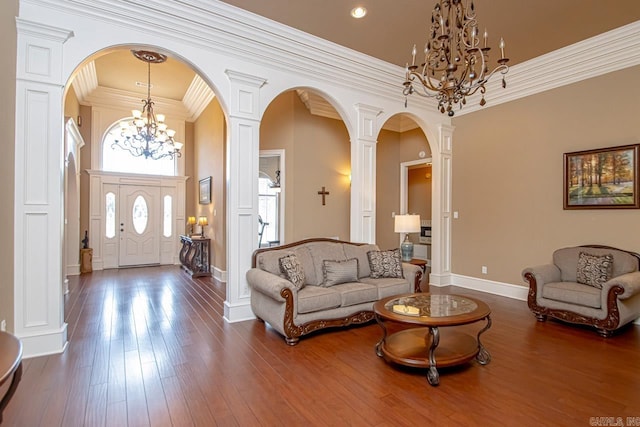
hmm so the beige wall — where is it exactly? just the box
[408,166,432,222]
[0,0,18,332]
[193,99,227,270]
[261,91,351,242]
[64,85,80,120]
[78,105,92,243]
[451,65,640,287]
[376,126,432,250]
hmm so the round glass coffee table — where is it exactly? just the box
[373,293,491,386]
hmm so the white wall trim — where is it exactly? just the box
[19,324,68,359]
[457,20,640,116]
[213,266,227,284]
[442,274,529,301]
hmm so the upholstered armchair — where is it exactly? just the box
[522,245,640,337]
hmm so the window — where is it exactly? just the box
[105,192,116,238]
[163,195,172,237]
[102,120,177,176]
[258,177,279,244]
[132,195,148,234]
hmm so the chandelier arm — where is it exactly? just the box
[403,0,509,116]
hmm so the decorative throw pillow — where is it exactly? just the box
[322,258,359,287]
[367,249,404,279]
[279,254,306,290]
[576,252,613,289]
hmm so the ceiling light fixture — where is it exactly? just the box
[112,50,183,160]
[350,6,367,19]
[403,0,509,116]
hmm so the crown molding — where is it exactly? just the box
[455,20,640,116]
[82,86,191,120]
[71,60,98,103]
[22,0,427,109]
[23,1,640,120]
[182,74,215,121]
[296,89,419,133]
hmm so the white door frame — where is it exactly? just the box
[259,149,285,245]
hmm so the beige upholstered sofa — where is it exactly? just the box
[247,238,422,345]
[522,245,640,337]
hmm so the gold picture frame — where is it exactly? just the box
[564,144,639,209]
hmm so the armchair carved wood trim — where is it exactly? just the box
[523,245,640,337]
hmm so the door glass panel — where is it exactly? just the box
[106,192,116,238]
[132,195,148,234]
[163,195,172,237]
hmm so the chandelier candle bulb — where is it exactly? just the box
[412,44,417,65]
[402,0,509,116]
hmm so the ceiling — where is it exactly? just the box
[81,1,640,109]
[220,0,640,67]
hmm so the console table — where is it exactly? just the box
[179,235,212,277]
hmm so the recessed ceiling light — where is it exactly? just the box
[351,6,367,19]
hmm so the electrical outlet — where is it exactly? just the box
[1,319,6,331]
[481,266,488,275]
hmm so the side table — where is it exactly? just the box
[179,235,212,277]
[409,258,429,292]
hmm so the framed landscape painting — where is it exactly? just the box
[564,144,640,209]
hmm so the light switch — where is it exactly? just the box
[453,211,459,219]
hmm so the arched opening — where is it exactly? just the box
[63,46,226,273]
[260,88,352,242]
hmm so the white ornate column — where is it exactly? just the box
[14,19,73,356]
[430,124,454,285]
[350,104,382,244]
[224,70,266,322]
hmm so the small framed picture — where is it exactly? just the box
[564,144,639,209]
[199,176,211,204]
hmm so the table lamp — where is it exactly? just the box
[198,216,208,238]
[187,216,196,235]
[394,214,421,262]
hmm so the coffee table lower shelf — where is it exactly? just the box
[377,327,489,385]
[379,327,479,368]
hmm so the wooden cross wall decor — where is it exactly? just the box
[317,187,330,205]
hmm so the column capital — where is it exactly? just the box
[225,69,267,120]
[355,103,383,141]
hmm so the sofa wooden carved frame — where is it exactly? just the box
[251,238,423,346]
[524,244,640,338]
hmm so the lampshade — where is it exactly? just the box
[187,216,196,225]
[394,214,421,233]
[198,216,208,226]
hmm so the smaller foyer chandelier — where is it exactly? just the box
[403,0,509,116]
[112,50,183,160]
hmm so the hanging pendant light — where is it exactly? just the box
[111,50,183,159]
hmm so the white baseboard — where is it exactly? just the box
[213,266,227,283]
[19,323,68,358]
[66,264,80,276]
[444,274,529,301]
[224,300,256,323]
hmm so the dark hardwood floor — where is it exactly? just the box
[2,266,639,426]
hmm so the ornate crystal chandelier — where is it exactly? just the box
[403,0,509,116]
[112,50,183,159]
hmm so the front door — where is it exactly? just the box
[119,185,161,266]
